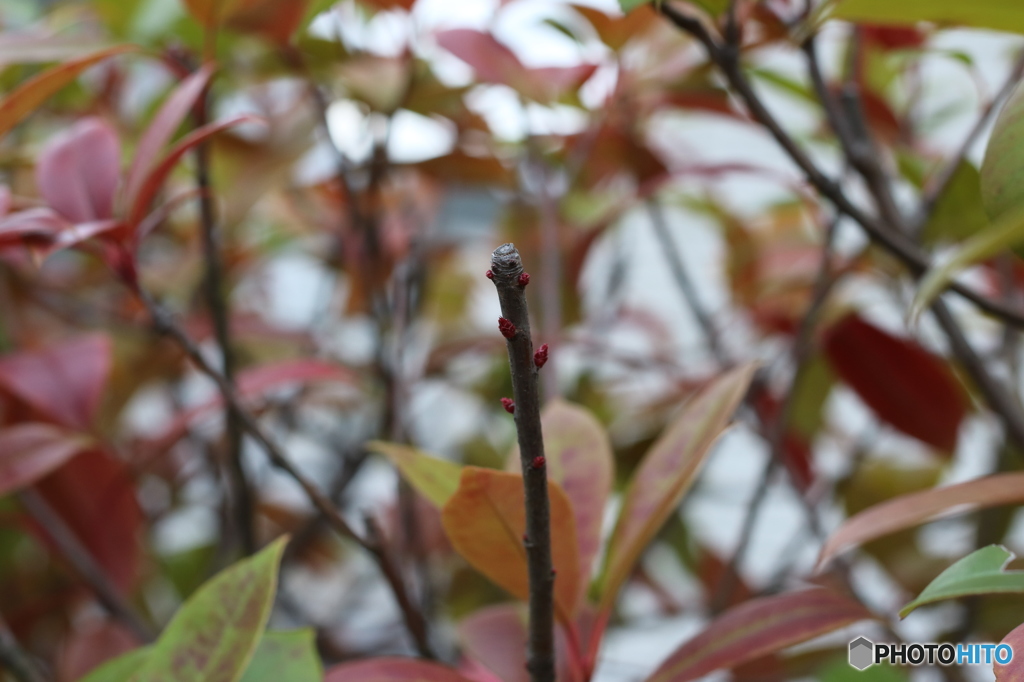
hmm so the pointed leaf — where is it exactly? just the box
[921,161,989,244]
[37,117,120,223]
[0,423,92,496]
[0,334,112,430]
[325,659,476,682]
[509,400,613,585]
[900,545,1024,618]
[127,115,259,231]
[818,471,1024,566]
[0,208,68,247]
[435,30,526,91]
[240,630,322,682]
[369,441,462,508]
[124,65,215,212]
[983,78,1024,220]
[822,314,967,451]
[457,605,531,682]
[646,588,873,682]
[0,45,136,139]
[597,363,757,609]
[441,467,581,622]
[130,537,287,682]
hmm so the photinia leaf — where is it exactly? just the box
[821,314,967,452]
[829,0,1024,37]
[911,205,1024,321]
[645,588,873,682]
[239,630,322,682]
[127,115,259,232]
[325,658,477,682]
[130,537,288,682]
[982,78,1024,221]
[441,467,581,623]
[369,441,463,508]
[619,0,652,11]
[900,545,1024,618]
[123,65,216,213]
[596,363,757,610]
[0,423,93,496]
[223,0,311,44]
[817,471,1024,566]
[36,117,120,223]
[995,620,1024,679]
[0,334,112,430]
[508,400,613,589]
[0,45,136,139]
[921,161,989,245]
[0,208,68,248]
[457,605,531,682]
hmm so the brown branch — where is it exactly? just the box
[191,78,255,557]
[0,612,46,682]
[18,489,155,643]
[137,290,435,659]
[658,2,1024,328]
[489,244,555,682]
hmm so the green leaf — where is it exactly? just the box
[900,545,1024,618]
[828,0,1024,35]
[79,647,150,682]
[595,363,757,610]
[240,630,322,682]
[130,537,288,682]
[983,80,1024,221]
[619,0,652,11]
[921,162,989,244]
[909,204,1024,322]
[368,440,463,508]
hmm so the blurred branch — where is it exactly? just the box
[136,289,436,660]
[489,243,556,682]
[18,489,155,643]
[658,1,1024,328]
[0,613,46,682]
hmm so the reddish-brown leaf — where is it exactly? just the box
[995,620,1024,680]
[818,471,1024,567]
[597,363,757,611]
[0,424,93,496]
[36,449,143,591]
[325,658,476,682]
[36,117,120,223]
[441,467,581,622]
[646,588,872,682]
[457,604,576,682]
[0,45,136,139]
[822,313,968,452]
[0,334,112,430]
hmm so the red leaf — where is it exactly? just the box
[436,30,526,90]
[0,207,68,247]
[0,334,112,430]
[127,115,258,231]
[326,658,477,682]
[646,588,872,682]
[822,313,967,452]
[0,423,92,496]
[123,65,215,212]
[995,619,1024,680]
[35,449,143,591]
[36,118,120,223]
[457,604,576,682]
[860,25,926,50]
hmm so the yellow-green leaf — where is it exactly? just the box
[921,162,989,244]
[368,440,462,508]
[129,537,287,682]
[240,630,322,682]
[829,0,1024,35]
[441,467,581,622]
[596,363,757,611]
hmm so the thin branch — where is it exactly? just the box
[489,243,556,682]
[18,489,155,643]
[658,2,1024,328]
[137,290,435,659]
[191,77,255,557]
[645,199,730,367]
[0,612,46,682]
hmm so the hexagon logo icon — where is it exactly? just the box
[849,637,874,670]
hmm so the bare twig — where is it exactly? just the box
[137,290,435,659]
[489,243,555,682]
[18,489,154,643]
[0,612,46,682]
